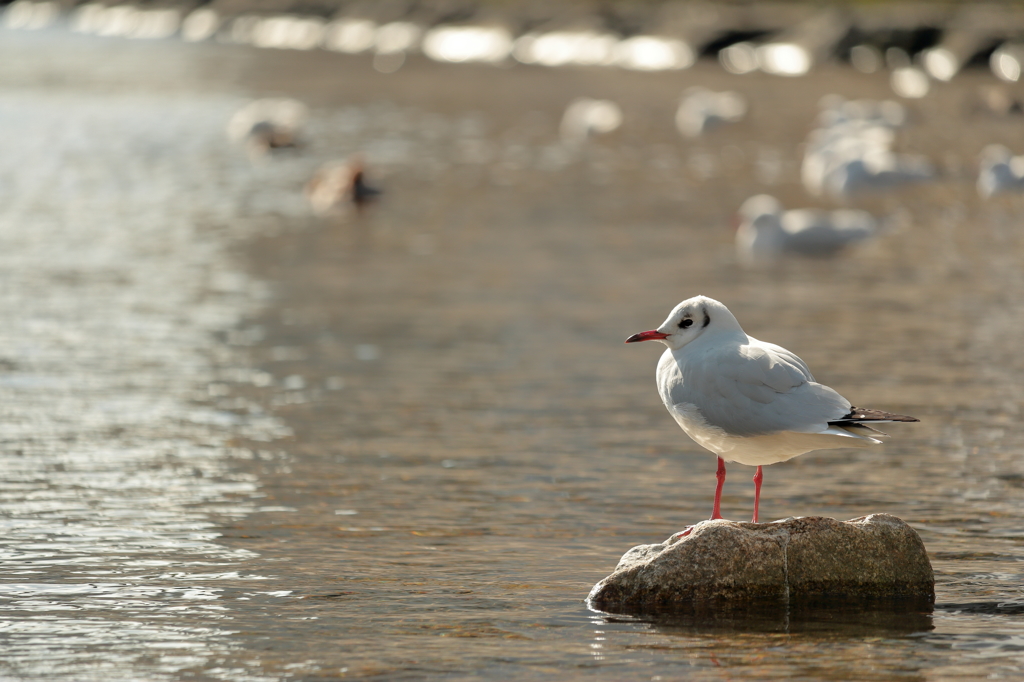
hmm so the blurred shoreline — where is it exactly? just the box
[6,0,1024,85]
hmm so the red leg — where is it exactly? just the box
[673,457,727,541]
[711,456,726,520]
[752,465,763,523]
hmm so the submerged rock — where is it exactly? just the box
[588,514,934,613]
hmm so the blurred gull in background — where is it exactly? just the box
[559,97,623,145]
[675,87,747,138]
[977,144,1024,198]
[802,96,933,200]
[305,156,381,216]
[227,98,308,158]
[735,194,877,264]
[820,149,934,200]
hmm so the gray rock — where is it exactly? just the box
[588,514,934,613]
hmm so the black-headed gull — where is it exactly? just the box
[227,98,308,157]
[801,97,933,200]
[736,194,877,263]
[305,155,382,216]
[626,296,917,529]
[559,98,623,145]
[977,144,1024,198]
[675,87,747,138]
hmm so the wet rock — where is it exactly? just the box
[588,514,934,613]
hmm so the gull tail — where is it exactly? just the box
[829,407,919,425]
[826,407,919,443]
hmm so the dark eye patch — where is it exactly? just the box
[679,318,693,329]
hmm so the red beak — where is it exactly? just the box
[625,330,669,343]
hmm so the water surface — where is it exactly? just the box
[3,25,1024,681]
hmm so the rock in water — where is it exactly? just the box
[588,514,934,612]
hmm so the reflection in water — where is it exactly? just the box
[586,602,935,680]
[592,598,935,636]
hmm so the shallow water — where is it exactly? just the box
[4,25,1024,681]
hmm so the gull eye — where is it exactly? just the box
[679,318,693,329]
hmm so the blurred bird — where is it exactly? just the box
[802,96,933,200]
[559,97,622,145]
[803,135,934,200]
[977,144,1024,198]
[305,156,381,216]
[626,295,918,530]
[736,194,877,263]
[227,98,308,157]
[675,86,747,138]
[842,156,931,198]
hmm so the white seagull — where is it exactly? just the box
[977,144,1024,198]
[675,86,747,138]
[559,98,623,145]
[736,194,877,263]
[626,296,917,530]
[305,155,381,216]
[227,98,308,157]
[800,97,934,200]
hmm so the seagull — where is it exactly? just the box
[801,97,934,200]
[626,295,917,531]
[227,98,308,157]
[559,98,623,145]
[977,144,1024,198]
[305,156,382,216]
[675,86,747,138]
[736,194,877,263]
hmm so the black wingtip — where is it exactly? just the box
[829,407,920,425]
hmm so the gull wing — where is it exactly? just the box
[668,338,851,437]
[781,209,875,254]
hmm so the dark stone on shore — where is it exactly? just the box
[588,514,934,613]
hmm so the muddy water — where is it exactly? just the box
[4,25,1024,681]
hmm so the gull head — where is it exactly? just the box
[738,194,783,222]
[736,195,785,261]
[625,295,743,350]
